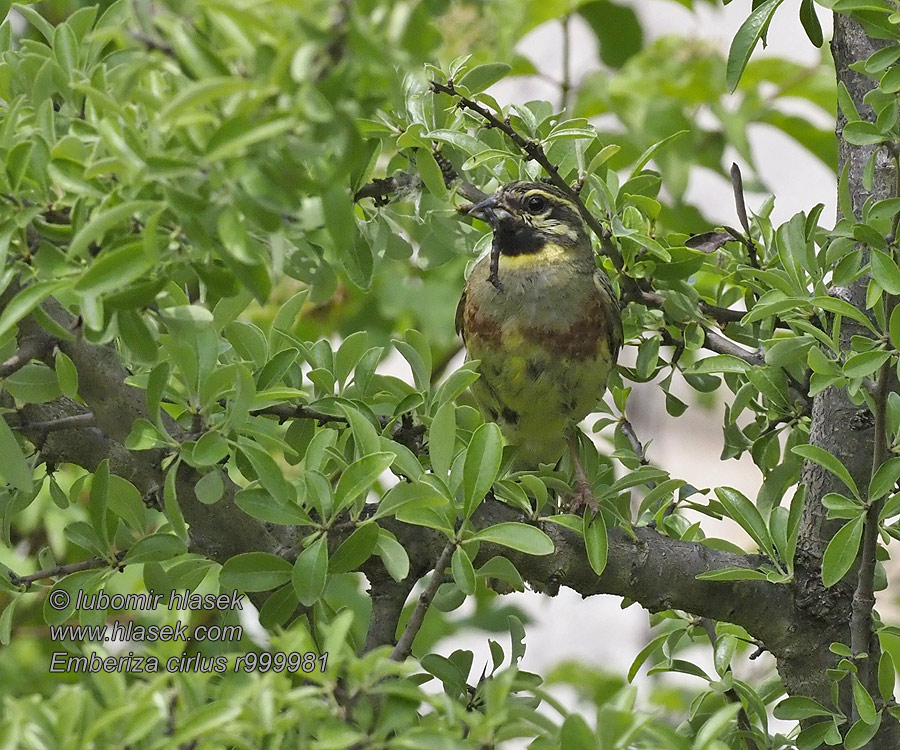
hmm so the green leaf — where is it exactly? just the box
[687,354,752,374]
[0,416,31,492]
[75,242,157,296]
[106,475,146,533]
[125,533,187,564]
[0,598,17,646]
[220,552,292,592]
[54,350,78,399]
[375,530,410,582]
[560,714,596,750]
[845,714,882,750]
[159,77,257,124]
[373,481,447,520]
[124,418,171,450]
[0,280,67,340]
[843,349,891,379]
[578,0,644,68]
[68,201,162,258]
[714,487,775,558]
[879,651,895,702]
[799,0,823,46]
[204,116,295,162]
[629,130,688,178]
[726,0,785,92]
[329,522,379,573]
[164,462,188,543]
[869,457,900,501]
[339,403,382,459]
[584,513,608,576]
[457,62,511,92]
[191,431,229,466]
[852,675,878,724]
[470,522,554,555]
[821,516,864,587]
[451,545,476,595]
[793,444,861,499]
[837,82,861,123]
[322,183,357,253]
[415,148,449,200]
[695,567,769,581]
[870,249,900,294]
[429,401,457,477]
[239,441,292,504]
[235,488,309,525]
[463,423,504,517]
[293,535,328,606]
[774,696,834,720]
[195,469,224,505]
[334,451,395,511]
[842,121,889,146]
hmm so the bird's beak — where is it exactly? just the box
[468,196,512,230]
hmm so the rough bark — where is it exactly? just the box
[790,13,900,747]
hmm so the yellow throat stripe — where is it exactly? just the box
[497,242,568,270]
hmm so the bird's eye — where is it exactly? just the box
[525,194,547,213]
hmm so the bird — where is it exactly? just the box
[455,180,622,509]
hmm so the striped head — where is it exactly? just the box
[468,181,591,256]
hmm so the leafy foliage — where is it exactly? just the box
[1,0,900,748]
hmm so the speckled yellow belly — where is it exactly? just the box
[466,321,615,466]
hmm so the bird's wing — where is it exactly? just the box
[594,270,623,354]
[455,288,467,342]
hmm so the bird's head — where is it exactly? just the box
[467,181,590,257]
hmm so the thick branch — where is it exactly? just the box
[364,575,415,652]
[10,298,290,566]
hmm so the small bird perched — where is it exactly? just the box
[455,181,622,507]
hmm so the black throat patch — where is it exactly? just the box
[494,221,546,256]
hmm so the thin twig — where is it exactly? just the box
[9,550,127,589]
[702,327,765,367]
[619,417,649,467]
[390,542,455,661]
[627,288,750,329]
[430,80,624,271]
[130,31,176,58]
[0,338,52,379]
[13,412,96,434]
[250,404,347,425]
[560,15,572,114]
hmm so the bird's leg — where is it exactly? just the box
[566,432,598,513]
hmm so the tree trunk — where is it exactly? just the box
[790,13,900,748]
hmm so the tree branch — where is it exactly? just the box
[364,575,416,653]
[702,327,765,366]
[851,346,891,704]
[390,542,454,661]
[0,336,53,379]
[9,551,127,589]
